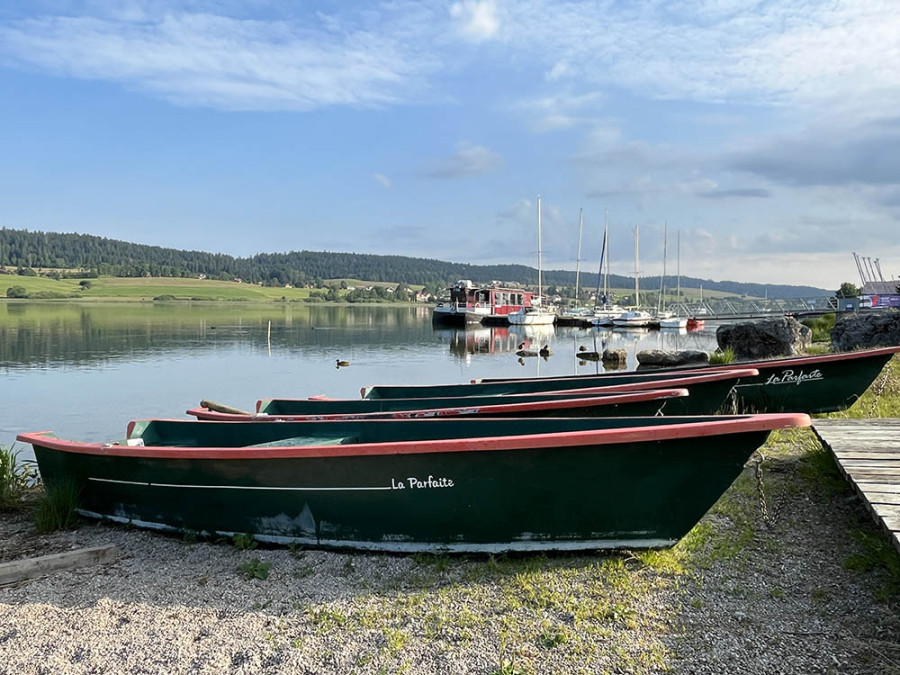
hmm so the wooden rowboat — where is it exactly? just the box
[476,346,900,414]
[187,388,689,421]
[360,368,759,416]
[18,413,810,553]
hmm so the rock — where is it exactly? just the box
[716,317,811,360]
[636,349,710,367]
[601,348,627,364]
[831,309,900,351]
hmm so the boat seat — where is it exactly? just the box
[246,436,356,448]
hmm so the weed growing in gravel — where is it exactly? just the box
[490,659,530,675]
[33,478,80,532]
[0,445,37,509]
[844,529,900,600]
[306,606,348,633]
[236,557,271,580]
[233,532,258,551]
[537,622,570,649]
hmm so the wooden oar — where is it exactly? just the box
[199,399,253,415]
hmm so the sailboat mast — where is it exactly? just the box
[677,230,681,302]
[537,196,543,305]
[634,224,640,308]
[574,208,583,305]
[603,209,609,301]
[659,221,667,313]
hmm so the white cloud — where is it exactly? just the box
[449,1,500,42]
[423,142,502,178]
[372,173,392,188]
[0,7,441,111]
[2,1,898,118]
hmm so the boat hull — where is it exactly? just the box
[189,388,690,421]
[479,347,900,414]
[22,415,808,552]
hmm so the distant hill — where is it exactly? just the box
[0,227,830,297]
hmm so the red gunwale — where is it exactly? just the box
[17,413,811,461]
[711,345,900,368]
[187,388,689,422]
[385,367,758,394]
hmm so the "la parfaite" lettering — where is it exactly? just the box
[391,475,455,490]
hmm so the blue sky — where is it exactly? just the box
[1,0,899,289]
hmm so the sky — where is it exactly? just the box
[1,1,899,290]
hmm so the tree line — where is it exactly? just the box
[0,227,830,297]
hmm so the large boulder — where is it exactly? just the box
[716,317,811,360]
[601,348,627,366]
[636,349,710,367]
[831,309,900,351]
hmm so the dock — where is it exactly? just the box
[813,419,900,555]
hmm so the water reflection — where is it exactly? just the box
[0,302,720,453]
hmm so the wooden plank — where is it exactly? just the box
[845,472,900,483]
[832,446,900,455]
[845,466,900,483]
[839,460,900,469]
[854,481,900,493]
[868,492,900,505]
[872,504,900,519]
[815,419,900,428]
[821,436,899,446]
[0,545,118,585]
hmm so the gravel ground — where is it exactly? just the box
[1,429,899,674]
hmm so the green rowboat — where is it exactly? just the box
[188,387,689,421]
[477,347,900,414]
[19,413,810,553]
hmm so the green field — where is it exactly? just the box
[3,271,743,303]
[2,275,322,301]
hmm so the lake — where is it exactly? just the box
[1,302,719,454]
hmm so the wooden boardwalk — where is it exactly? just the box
[813,419,900,556]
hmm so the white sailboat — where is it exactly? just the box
[612,224,651,328]
[508,196,556,326]
[657,223,687,329]
[591,209,625,326]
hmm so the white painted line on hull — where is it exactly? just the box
[88,477,392,491]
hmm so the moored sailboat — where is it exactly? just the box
[508,196,556,326]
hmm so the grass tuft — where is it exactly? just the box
[33,479,81,532]
[709,347,735,364]
[844,530,900,599]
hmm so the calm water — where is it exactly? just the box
[1,302,719,454]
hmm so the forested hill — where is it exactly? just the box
[0,227,830,297]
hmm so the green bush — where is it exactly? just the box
[6,286,27,298]
[801,313,836,343]
[27,291,72,299]
[0,446,36,509]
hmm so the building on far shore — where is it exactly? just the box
[859,280,900,309]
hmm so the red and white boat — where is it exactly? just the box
[432,280,539,325]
